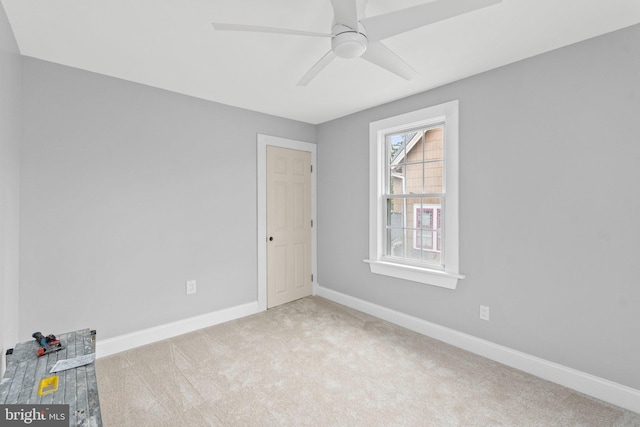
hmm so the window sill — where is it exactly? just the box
[363,259,464,289]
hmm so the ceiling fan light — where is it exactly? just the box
[331,32,367,59]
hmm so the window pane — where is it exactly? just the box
[414,199,443,265]
[386,198,404,227]
[387,228,405,258]
[388,165,405,194]
[406,228,422,262]
[387,135,405,165]
[416,207,433,229]
[424,160,444,193]
[404,162,423,194]
[424,127,444,161]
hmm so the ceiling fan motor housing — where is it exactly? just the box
[331,23,368,59]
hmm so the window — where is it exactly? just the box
[386,125,444,266]
[366,100,463,289]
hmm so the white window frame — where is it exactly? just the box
[365,100,464,289]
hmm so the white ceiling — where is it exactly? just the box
[3,0,640,124]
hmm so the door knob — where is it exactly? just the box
[269,236,273,241]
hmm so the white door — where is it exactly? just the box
[266,146,312,308]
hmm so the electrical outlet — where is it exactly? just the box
[480,305,490,321]
[186,280,197,295]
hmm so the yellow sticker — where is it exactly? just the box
[38,375,59,396]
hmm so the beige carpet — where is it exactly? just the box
[96,297,640,426]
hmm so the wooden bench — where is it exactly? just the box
[0,328,102,426]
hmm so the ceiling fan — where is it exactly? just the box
[212,0,501,86]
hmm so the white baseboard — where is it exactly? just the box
[96,301,261,358]
[316,285,640,414]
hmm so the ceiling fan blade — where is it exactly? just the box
[212,23,331,38]
[361,42,417,81]
[330,0,359,31]
[361,0,501,43]
[297,50,337,86]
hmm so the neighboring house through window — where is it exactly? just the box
[366,100,463,289]
[414,204,441,252]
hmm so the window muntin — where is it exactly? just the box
[383,126,445,269]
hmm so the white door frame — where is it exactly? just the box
[257,134,317,311]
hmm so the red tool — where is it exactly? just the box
[32,332,65,357]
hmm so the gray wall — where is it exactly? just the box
[317,24,640,390]
[0,2,21,373]
[19,58,316,340]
